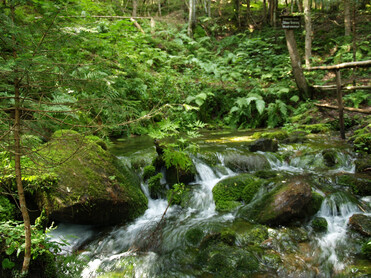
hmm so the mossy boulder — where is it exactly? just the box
[212,174,264,212]
[143,165,156,181]
[355,154,371,175]
[348,214,371,237]
[243,177,313,226]
[252,130,289,141]
[195,237,259,277]
[224,153,270,173]
[248,138,278,152]
[311,217,328,232]
[35,130,147,226]
[337,173,371,196]
[185,227,204,246]
[322,149,338,167]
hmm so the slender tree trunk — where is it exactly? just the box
[263,0,267,24]
[188,0,196,37]
[304,0,312,67]
[158,0,161,16]
[14,79,32,276]
[297,0,303,12]
[132,0,137,17]
[10,4,32,275]
[344,0,351,36]
[284,29,311,97]
[235,0,241,27]
[207,0,211,17]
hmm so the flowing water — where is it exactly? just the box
[49,131,371,277]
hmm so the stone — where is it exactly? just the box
[224,153,270,173]
[349,214,371,237]
[249,138,278,152]
[35,130,148,226]
[255,178,312,226]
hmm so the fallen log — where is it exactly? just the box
[315,103,371,114]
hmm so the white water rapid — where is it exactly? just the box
[76,159,236,277]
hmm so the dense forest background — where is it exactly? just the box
[0,0,370,276]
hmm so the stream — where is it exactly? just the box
[50,130,371,277]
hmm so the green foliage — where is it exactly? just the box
[143,165,156,181]
[0,221,62,269]
[163,148,193,172]
[351,124,371,154]
[0,196,15,222]
[361,240,371,260]
[167,182,191,206]
[148,173,164,199]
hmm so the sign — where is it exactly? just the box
[281,16,301,29]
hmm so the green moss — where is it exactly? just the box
[242,225,269,245]
[143,165,156,181]
[148,173,164,199]
[212,174,262,212]
[167,183,192,207]
[252,130,289,140]
[51,129,79,139]
[185,227,204,246]
[241,180,263,204]
[220,228,236,246]
[312,217,328,232]
[304,192,324,216]
[337,174,371,196]
[300,123,331,134]
[351,125,371,154]
[35,131,148,225]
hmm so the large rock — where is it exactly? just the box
[349,214,371,237]
[243,178,313,226]
[249,138,278,152]
[224,153,270,173]
[36,130,148,226]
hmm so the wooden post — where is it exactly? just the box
[336,69,345,139]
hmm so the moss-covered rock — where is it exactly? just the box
[322,149,338,167]
[185,227,204,246]
[351,125,371,154]
[224,153,270,173]
[212,174,264,212]
[311,217,328,232]
[349,214,371,237]
[337,173,371,196]
[35,130,147,226]
[242,177,313,226]
[252,130,289,141]
[248,138,278,152]
[354,154,371,175]
[303,192,324,217]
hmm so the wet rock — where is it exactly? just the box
[337,173,371,196]
[148,173,166,199]
[249,138,278,152]
[224,153,270,172]
[255,178,312,226]
[349,214,371,237]
[212,174,265,212]
[355,154,371,175]
[35,130,148,226]
[311,217,328,232]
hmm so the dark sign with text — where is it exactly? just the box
[281,16,301,29]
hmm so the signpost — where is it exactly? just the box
[281,16,301,29]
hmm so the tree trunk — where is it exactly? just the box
[207,0,211,17]
[14,79,32,276]
[158,0,161,16]
[235,0,241,27]
[263,0,267,24]
[132,0,137,17]
[304,0,312,67]
[187,0,196,37]
[344,0,351,36]
[11,4,32,275]
[284,29,311,97]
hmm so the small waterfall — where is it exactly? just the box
[315,193,360,273]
